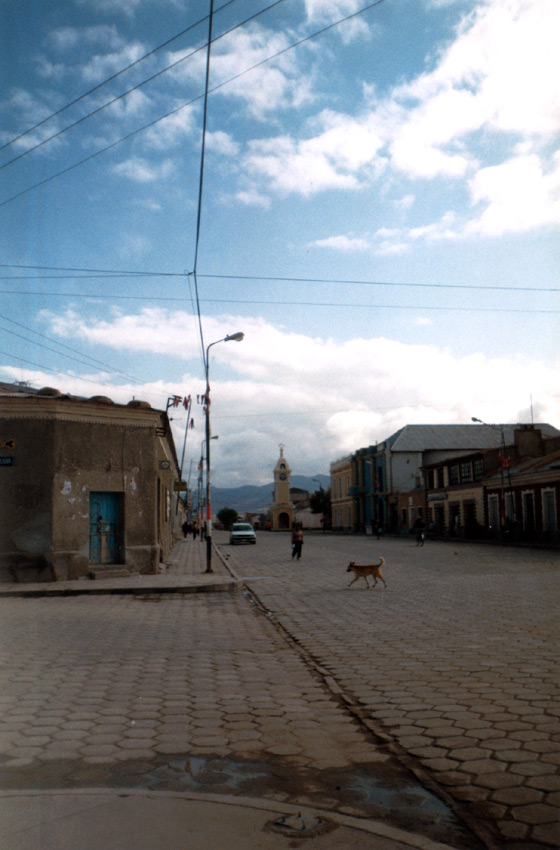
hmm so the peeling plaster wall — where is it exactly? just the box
[0,402,178,582]
[0,418,55,581]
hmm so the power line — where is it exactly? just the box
[0,0,389,208]
[0,0,240,154]
[0,312,143,384]
[0,350,128,389]
[0,289,556,313]
[0,0,287,173]
[0,265,557,292]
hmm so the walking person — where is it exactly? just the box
[291,523,304,560]
[413,516,425,546]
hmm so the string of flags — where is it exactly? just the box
[166,394,194,427]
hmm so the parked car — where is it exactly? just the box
[230,522,257,545]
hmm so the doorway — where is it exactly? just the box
[89,492,124,564]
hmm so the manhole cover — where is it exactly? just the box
[265,812,337,838]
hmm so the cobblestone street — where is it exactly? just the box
[221,531,560,849]
[0,532,558,849]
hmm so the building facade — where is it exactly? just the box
[330,454,354,531]
[0,385,181,582]
[340,424,560,536]
[423,427,560,541]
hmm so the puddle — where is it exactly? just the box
[0,752,481,849]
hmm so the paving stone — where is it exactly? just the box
[496,820,529,840]
[525,773,560,791]
[510,803,558,824]
[477,772,521,789]
[510,761,556,776]
[532,822,560,845]
[491,786,544,805]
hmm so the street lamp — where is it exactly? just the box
[204,332,244,572]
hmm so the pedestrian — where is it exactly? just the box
[181,520,190,538]
[413,516,425,546]
[291,523,304,559]
[192,522,199,540]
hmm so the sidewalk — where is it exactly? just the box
[0,538,242,597]
[0,789,460,850]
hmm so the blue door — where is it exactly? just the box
[89,492,123,564]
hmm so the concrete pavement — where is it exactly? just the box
[0,789,461,850]
[0,537,475,850]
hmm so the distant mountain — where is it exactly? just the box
[211,473,330,517]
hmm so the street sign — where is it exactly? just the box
[174,480,188,491]
[0,439,15,449]
[0,456,14,466]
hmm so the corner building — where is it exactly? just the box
[0,385,180,582]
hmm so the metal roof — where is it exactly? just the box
[387,424,560,452]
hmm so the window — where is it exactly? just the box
[542,489,557,532]
[473,458,484,480]
[426,470,434,489]
[505,492,515,521]
[488,494,500,529]
[460,462,472,482]
[522,491,535,531]
[437,468,445,488]
[449,465,460,485]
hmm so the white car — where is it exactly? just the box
[230,522,257,544]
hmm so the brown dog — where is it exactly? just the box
[346,557,386,588]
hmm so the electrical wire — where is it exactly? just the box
[0,312,144,384]
[0,0,389,208]
[0,266,558,292]
[0,289,556,313]
[0,0,287,173]
[0,0,240,154]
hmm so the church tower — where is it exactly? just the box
[270,445,294,530]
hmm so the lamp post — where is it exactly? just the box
[204,332,244,573]
[198,436,218,527]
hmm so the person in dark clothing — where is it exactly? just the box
[413,517,425,546]
[291,524,304,559]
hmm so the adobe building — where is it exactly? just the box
[269,445,294,530]
[0,384,181,582]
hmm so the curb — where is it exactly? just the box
[0,789,463,850]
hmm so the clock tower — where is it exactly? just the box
[270,445,294,530]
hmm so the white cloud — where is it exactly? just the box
[166,25,313,118]
[81,42,147,83]
[244,110,385,196]
[304,0,372,42]
[32,308,560,484]
[48,25,125,52]
[239,0,559,243]
[112,156,174,182]
[313,235,370,252]
[143,109,196,149]
[466,152,560,236]
[205,130,240,157]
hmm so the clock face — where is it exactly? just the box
[279,473,287,481]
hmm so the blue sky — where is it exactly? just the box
[1,0,559,485]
